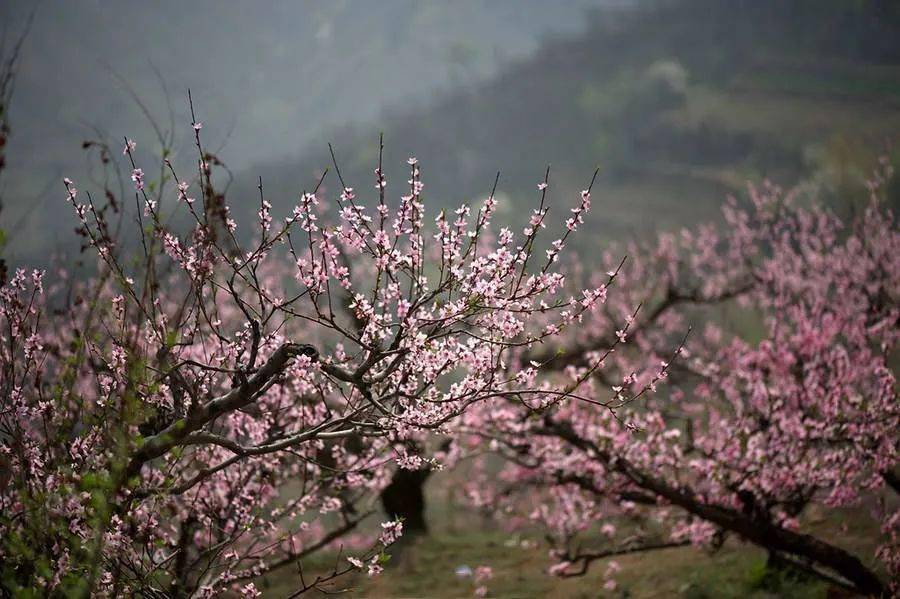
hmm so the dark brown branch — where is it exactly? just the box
[540,419,886,596]
[558,539,690,577]
[125,343,318,478]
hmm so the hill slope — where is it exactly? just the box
[232,0,900,245]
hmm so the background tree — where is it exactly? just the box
[458,167,899,596]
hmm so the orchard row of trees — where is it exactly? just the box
[0,107,897,597]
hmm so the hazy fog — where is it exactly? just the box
[3,0,898,266]
[1,0,619,261]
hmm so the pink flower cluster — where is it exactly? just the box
[455,175,899,595]
[0,122,607,595]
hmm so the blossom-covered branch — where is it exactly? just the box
[457,170,899,596]
[0,110,614,595]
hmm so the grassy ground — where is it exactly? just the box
[255,477,885,598]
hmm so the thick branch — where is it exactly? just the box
[541,420,886,596]
[125,343,318,478]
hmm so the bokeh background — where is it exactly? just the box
[3,0,900,267]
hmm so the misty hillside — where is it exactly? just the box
[0,0,613,264]
[231,0,900,246]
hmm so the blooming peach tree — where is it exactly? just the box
[456,171,899,596]
[0,114,609,596]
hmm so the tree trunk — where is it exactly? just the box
[380,468,431,534]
